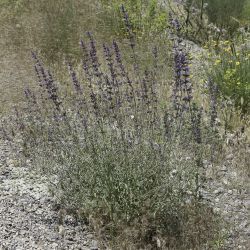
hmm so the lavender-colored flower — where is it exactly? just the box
[207,78,218,127]
[31,51,48,87]
[32,52,61,110]
[172,40,193,114]
[191,104,202,144]
[24,87,37,105]
[86,32,102,78]
[24,88,32,99]
[121,5,135,50]
[46,70,61,109]
[80,38,99,116]
[112,40,126,79]
[103,44,117,86]
[86,32,105,104]
[113,40,135,106]
[169,13,191,112]
[103,43,123,110]
[80,39,91,79]
[169,12,181,32]
[67,62,83,95]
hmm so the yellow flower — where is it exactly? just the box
[214,59,221,65]
[236,82,241,85]
[235,61,240,66]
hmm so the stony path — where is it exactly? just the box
[0,139,98,250]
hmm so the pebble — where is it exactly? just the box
[213,188,224,194]
[222,178,229,185]
[213,207,220,213]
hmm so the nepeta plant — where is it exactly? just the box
[4,7,221,250]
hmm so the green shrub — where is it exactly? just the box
[99,0,168,38]
[206,0,246,30]
[177,0,250,44]
[242,0,250,23]
[207,40,250,114]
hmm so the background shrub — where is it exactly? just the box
[177,0,250,44]
[99,0,168,38]
[205,0,247,37]
[206,40,250,114]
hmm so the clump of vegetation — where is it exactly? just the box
[1,9,223,248]
[1,0,250,249]
[206,40,250,114]
[99,0,168,38]
[205,0,248,37]
[172,0,250,44]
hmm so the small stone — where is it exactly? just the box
[214,188,223,194]
[202,159,208,165]
[90,240,98,250]
[213,207,220,213]
[58,225,65,237]
[221,165,227,171]
[231,171,237,177]
[222,178,229,185]
[51,243,58,248]
[228,190,233,195]
[226,154,234,160]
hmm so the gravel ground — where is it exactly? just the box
[0,139,98,250]
[202,161,250,249]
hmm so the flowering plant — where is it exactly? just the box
[206,40,250,114]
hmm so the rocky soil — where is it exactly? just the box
[201,137,250,249]
[0,139,98,250]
